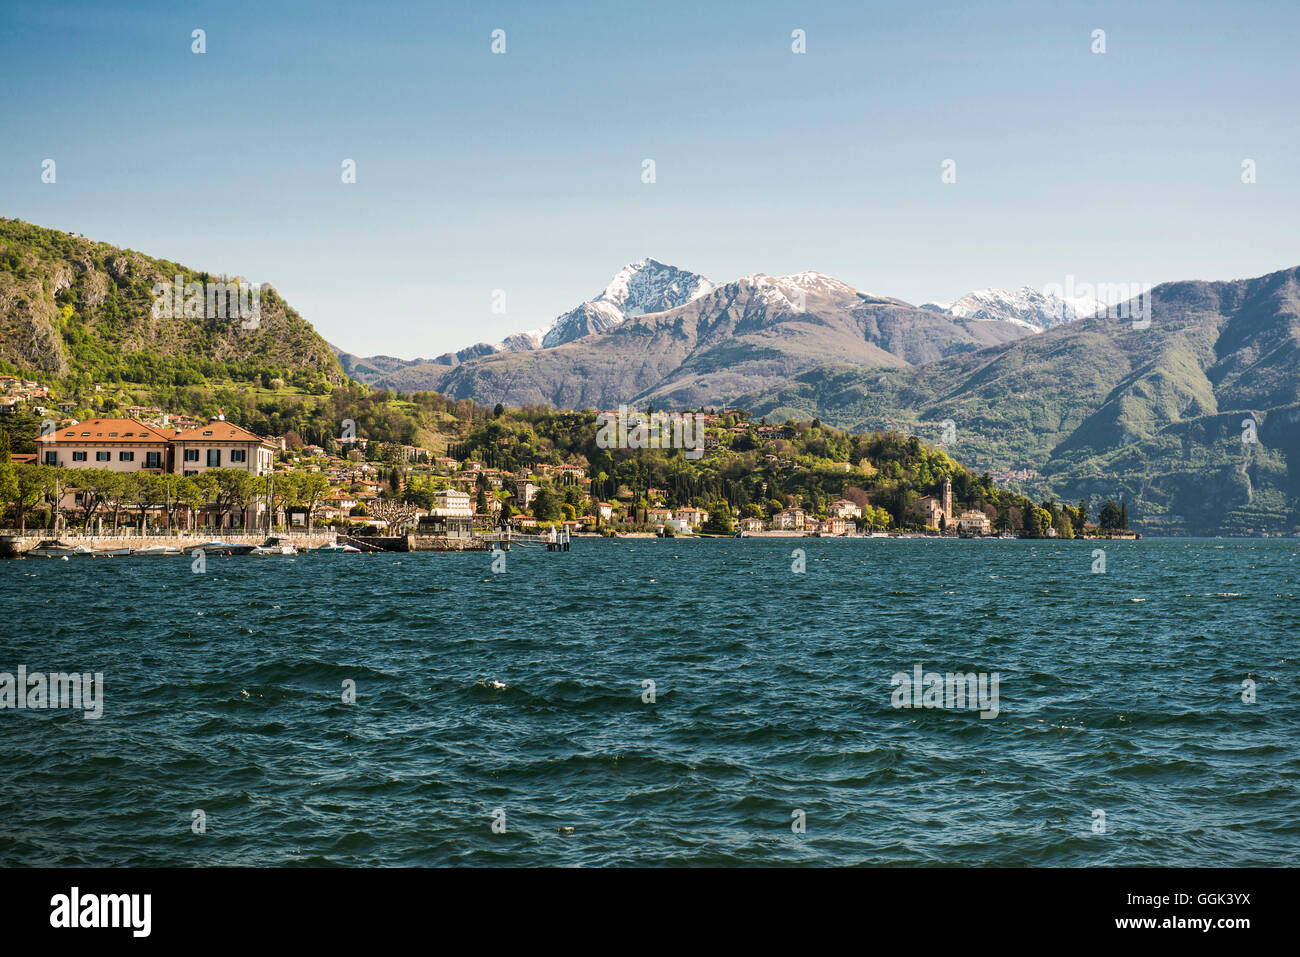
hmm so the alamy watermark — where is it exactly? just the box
[1,666,104,719]
[596,405,705,459]
[1042,274,1153,329]
[151,276,263,328]
[891,664,1000,719]
[50,887,151,937]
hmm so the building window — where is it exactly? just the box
[207,449,221,467]
[120,451,134,462]
[146,452,161,469]
[184,470,198,477]
[184,449,199,462]
[43,451,57,465]
[231,449,246,463]
[72,451,87,461]
[96,451,111,462]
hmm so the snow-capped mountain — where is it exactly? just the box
[421,268,1030,409]
[734,271,858,310]
[920,286,1101,332]
[497,327,550,352]
[526,258,714,349]
[334,268,1100,393]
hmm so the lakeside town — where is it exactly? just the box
[0,373,1141,551]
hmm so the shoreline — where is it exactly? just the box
[580,531,1145,541]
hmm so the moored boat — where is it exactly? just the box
[135,544,183,556]
[251,536,298,555]
[94,546,133,557]
[26,540,94,558]
[309,541,361,553]
[183,540,257,556]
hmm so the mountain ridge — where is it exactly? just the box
[354,268,1032,404]
[5,218,1296,535]
[0,218,343,387]
[738,266,1300,535]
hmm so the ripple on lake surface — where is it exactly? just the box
[1,538,1297,866]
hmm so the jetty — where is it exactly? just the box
[482,531,572,551]
[340,530,486,552]
[341,528,573,553]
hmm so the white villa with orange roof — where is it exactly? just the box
[171,417,276,476]
[37,415,276,477]
[828,498,862,519]
[673,506,709,527]
[38,418,174,472]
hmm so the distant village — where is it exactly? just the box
[1,376,1133,538]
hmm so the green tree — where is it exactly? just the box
[119,473,153,531]
[209,468,257,528]
[191,472,220,528]
[267,471,301,529]
[0,460,17,524]
[1022,505,1052,538]
[297,472,331,527]
[146,473,201,530]
[532,487,563,523]
[75,469,122,530]
[702,504,733,534]
[11,465,54,533]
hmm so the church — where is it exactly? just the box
[914,478,954,530]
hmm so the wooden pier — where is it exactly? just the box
[481,531,572,552]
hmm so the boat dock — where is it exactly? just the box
[481,532,572,551]
[341,530,573,553]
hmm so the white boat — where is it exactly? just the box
[251,537,298,555]
[94,546,133,557]
[135,544,183,556]
[310,541,361,553]
[26,540,94,558]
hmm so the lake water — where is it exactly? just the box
[1,538,1297,866]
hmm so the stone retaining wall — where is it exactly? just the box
[3,531,337,556]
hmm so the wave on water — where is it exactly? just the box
[1,537,1297,866]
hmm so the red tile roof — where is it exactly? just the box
[172,421,269,444]
[40,418,172,444]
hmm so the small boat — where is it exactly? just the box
[184,540,257,556]
[135,544,182,556]
[26,539,94,558]
[94,546,133,557]
[252,536,298,555]
[310,541,361,553]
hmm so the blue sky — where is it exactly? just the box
[3,0,1297,357]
